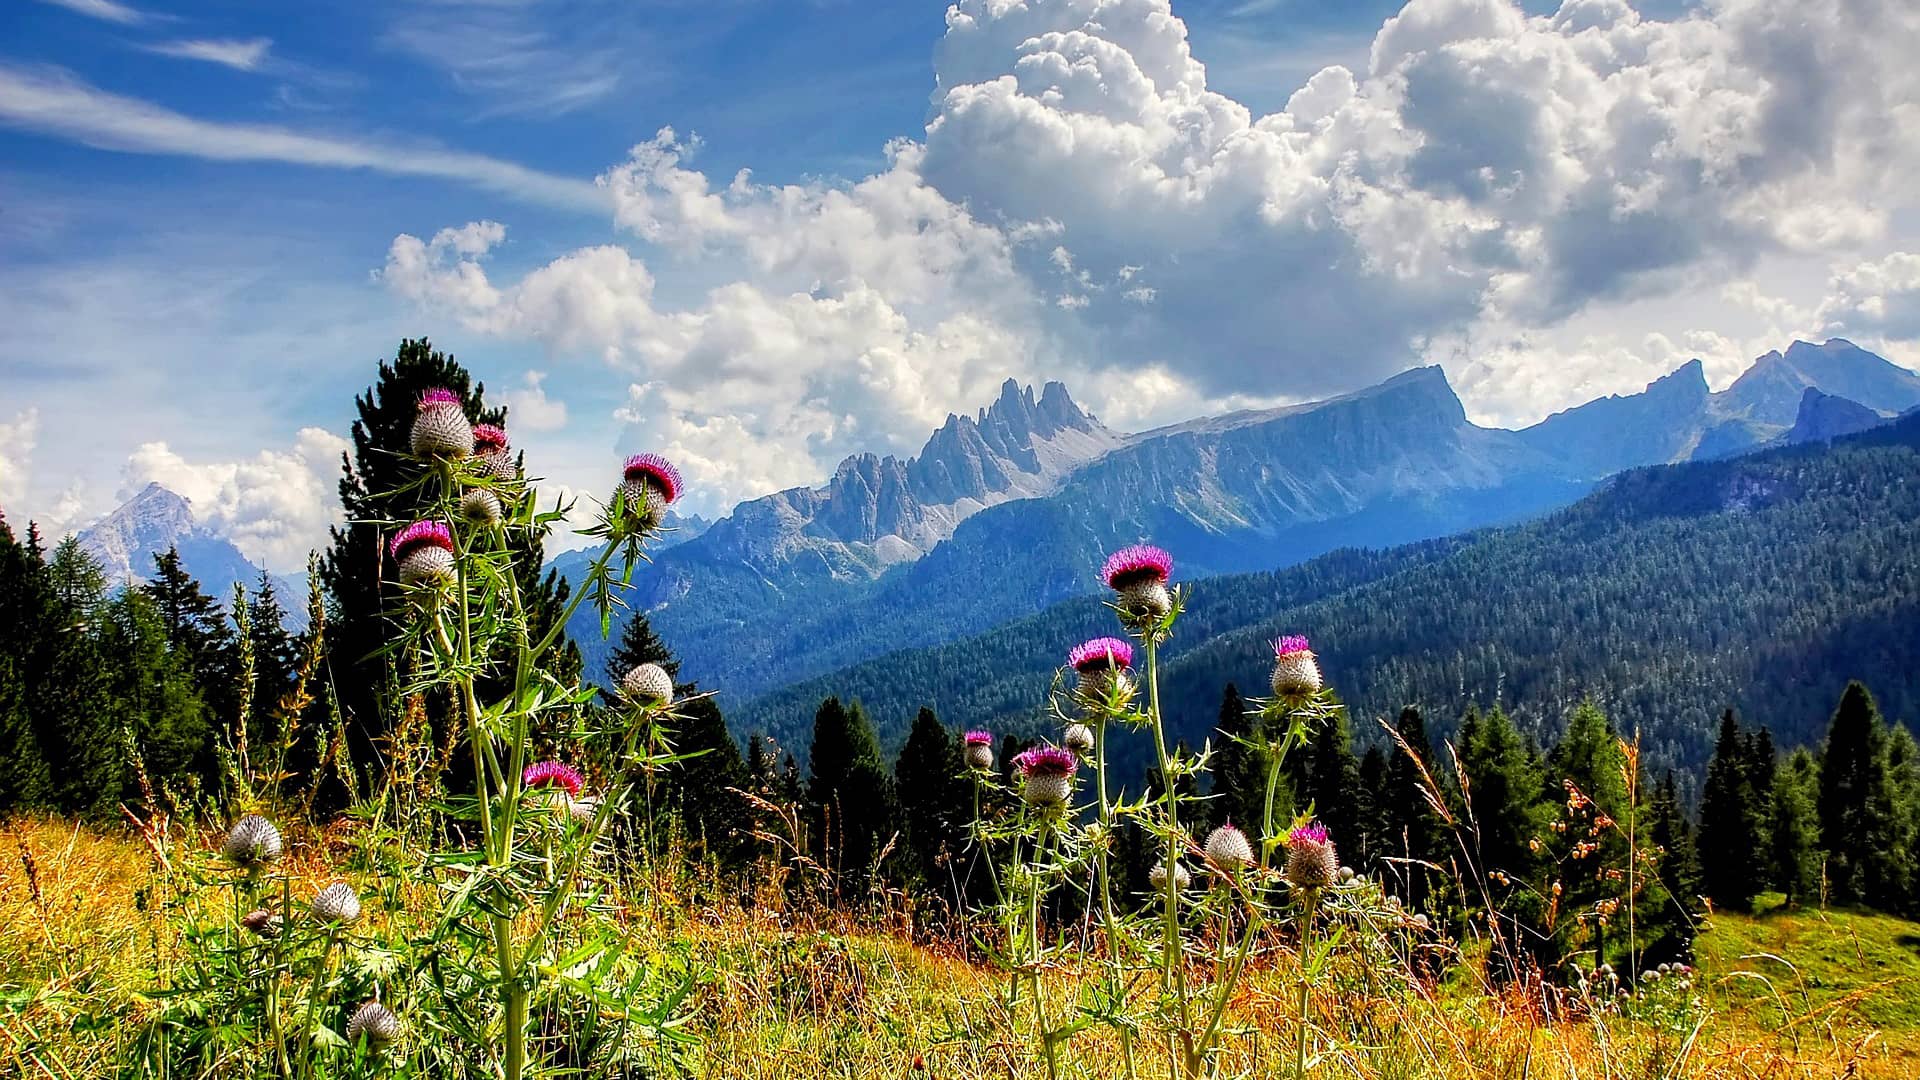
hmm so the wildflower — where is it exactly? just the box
[1148,861,1192,891]
[621,662,674,706]
[568,794,600,827]
[1100,544,1173,622]
[390,520,456,587]
[460,489,503,527]
[1013,746,1078,807]
[471,423,517,483]
[1068,636,1134,702]
[1269,635,1323,698]
[347,1001,404,1049]
[311,882,362,926]
[240,908,282,938]
[523,760,584,798]
[963,730,994,770]
[410,387,472,459]
[1284,822,1338,891]
[221,814,283,870]
[1063,723,1095,756]
[1204,823,1255,875]
[615,453,681,530]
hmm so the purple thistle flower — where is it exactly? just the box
[389,520,453,560]
[1100,544,1173,590]
[621,453,682,504]
[1285,821,1338,890]
[523,761,584,797]
[1013,746,1078,779]
[963,730,994,770]
[1068,636,1134,672]
[472,423,508,451]
[963,730,994,747]
[1205,822,1256,874]
[419,387,461,407]
[1273,635,1311,657]
[1288,822,1329,846]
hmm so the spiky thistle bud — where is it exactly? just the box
[460,489,503,527]
[410,388,472,459]
[240,908,282,938]
[963,730,994,770]
[1269,635,1322,698]
[347,1001,403,1049]
[621,662,674,706]
[1101,545,1173,623]
[569,794,600,827]
[221,814,283,870]
[390,520,455,587]
[1205,823,1255,876]
[311,882,362,926]
[1063,723,1095,756]
[614,453,681,531]
[1013,746,1078,808]
[1148,861,1191,891]
[1068,636,1134,704]
[1285,823,1338,891]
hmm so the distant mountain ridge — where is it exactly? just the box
[75,482,299,620]
[738,412,1920,780]
[567,338,1917,704]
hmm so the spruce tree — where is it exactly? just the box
[1874,725,1919,912]
[671,694,748,865]
[1302,708,1363,847]
[1698,709,1762,911]
[1458,706,1547,982]
[1355,745,1392,872]
[42,540,120,813]
[1209,683,1270,830]
[605,609,679,686]
[893,707,966,895]
[1770,749,1821,908]
[1643,770,1701,965]
[1818,682,1888,905]
[807,697,897,894]
[1383,705,1447,909]
[1744,726,1777,886]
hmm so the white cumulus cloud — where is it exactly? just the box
[1818,252,1920,343]
[119,427,349,570]
[0,409,40,513]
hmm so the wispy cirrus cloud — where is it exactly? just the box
[384,0,668,118]
[141,37,275,73]
[32,0,150,26]
[0,63,604,212]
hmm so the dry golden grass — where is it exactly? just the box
[2,815,1914,1079]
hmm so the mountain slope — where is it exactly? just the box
[1779,387,1888,445]
[585,367,1593,699]
[739,415,1920,779]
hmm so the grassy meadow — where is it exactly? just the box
[3,815,1914,1080]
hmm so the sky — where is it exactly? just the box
[2,0,1918,569]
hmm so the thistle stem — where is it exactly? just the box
[1093,718,1137,1080]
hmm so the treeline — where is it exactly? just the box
[738,417,1920,785]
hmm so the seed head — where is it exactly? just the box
[621,662,674,706]
[311,882,362,926]
[222,814,283,870]
[1205,823,1255,875]
[410,388,472,459]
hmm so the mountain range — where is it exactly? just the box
[565,338,1920,704]
[736,410,1920,782]
[73,482,302,620]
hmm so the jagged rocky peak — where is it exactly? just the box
[79,482,197,577]
[818,452,922,542]
[1784,387,1886,445]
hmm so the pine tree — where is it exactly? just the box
[606,610,679,687]
[671,694,748,864]
[245,570,299,763]
[1875,725,1919,912]
[1818,682,1888,905]
[1770,749,1821,908]
[42,539,121,813]
[1698,709,1763,912]
[1302,708,1363,848]
[1457,706,1547,982]
[893,707,966,896]
[0,520,55,811]
[1744,726,1777,886]
[103,587,211,808]
[807,697,897,894]
[1209,683,1270,830]
[319,339,578,788]
[1355,745,1392,872]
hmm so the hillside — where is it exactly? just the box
[738,413,1920,779]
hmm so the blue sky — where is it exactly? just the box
[3,0,1917,567]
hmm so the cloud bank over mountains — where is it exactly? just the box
[381,0,1920,515]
